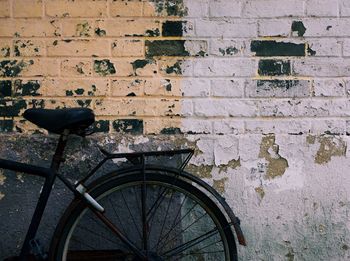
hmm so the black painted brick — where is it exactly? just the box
[258,60,291,76]
[113,119,143,135]
[0,81,12,97]
[251,40,306,56]
[0,119,14,132]
[162,21,184,37]
[146,40,189,57]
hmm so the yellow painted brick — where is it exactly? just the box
[111,79,145,96]
[13,0,43,18]
[47,39,110,57]
[61,59,92,77]
[111,39,144,57]
[0,0,10,17]
[41,78,109,96]
[42,98,93,109]
[0,59,59,77]
[95,19,160,37]
[109,1,143,17]
[144,118,181,134]
[144,78,182,96]
[131,59,158,76]
[0,40,11,57]
[14,40,45,57]
[143,1,157,16]
[46,0,107,18]
[93,59,134,77]
[94,98,181,116]
[62,20,94,37]
[0,19,61,37]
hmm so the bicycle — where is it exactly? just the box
[0,107,246,261]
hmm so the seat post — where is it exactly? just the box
[51,129,70,171]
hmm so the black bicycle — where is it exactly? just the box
[1,108,246,261]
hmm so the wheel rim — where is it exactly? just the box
[59,177,232,260]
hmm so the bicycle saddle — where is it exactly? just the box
[23,108,95,134]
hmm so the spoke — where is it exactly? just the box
[157,210,207,252]
[171,249,225,259]
[161,226,220,258]
[155,187,176,251]
[70,235,95,250]
[120,189,142,239]
[107,197,127,236]
[75,223,120,246]
[154,201,198,251]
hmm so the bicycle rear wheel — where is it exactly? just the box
[50,169,237,260]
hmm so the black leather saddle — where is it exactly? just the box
[23,108,95,134]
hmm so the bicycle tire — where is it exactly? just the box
[49,167,237,260]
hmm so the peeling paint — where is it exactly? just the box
[213,177,228,194]
[186,164,213,178]
[259,135,289,179]
[292,21,306,37]
[315,136,346,164]
[255,186,265,199]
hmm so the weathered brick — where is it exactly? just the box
[343,39,350,57]
[158,59,193,76]
[0,99,27,117]
[246,80,310,98]
[312,119,346,134]
[14,40,45,57]
[213,120,245,135]
[0,40,11,57]
[245,119,310,134]
[0,19,61,37]
[291,21,307,37]
[0,59,59,77]
[143,118,180,135]
[196,19,257,37]
[41,78,109,97]
[46,0,107,18]
[14,79,41,96]
[193,59,257,77]
[306,0,339,17]
[293,58,350,77]
[110,1,143,17]
[210,39,247,57]
[251,40,306,57]
[162,21,185,36]
[243,0,304,18]
[93,120,110,133]
[113,119,143,134]
[112,39,144,57]
[0,80,11,97]
[181,78,210,97]
[183,0,209,17]
[94,59,138,77]
[209,0,242,17]
[47,39,110,57]
[314,79,346,97]
[258,19,291,37]
[258,60,291,76]
[62,20,94,37]
[61,59,92,77]
[146,40,207,57]
[301,18,350,37]
[0,0,10,17]
[307,39,342,57]
[211,79,244,97]
[130,59,158,76]
[95,19,160,37]
[194,99,257,117]
[143,0,188,17]
[13,0,43,18]
[94,98,181,117]
[0,119,14,132]
[111,79,145,97]
[340,0,350,16]
[144,78,182,96]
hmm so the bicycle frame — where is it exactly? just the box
[0,131,246,260]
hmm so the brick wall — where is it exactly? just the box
[1,0,350,259]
